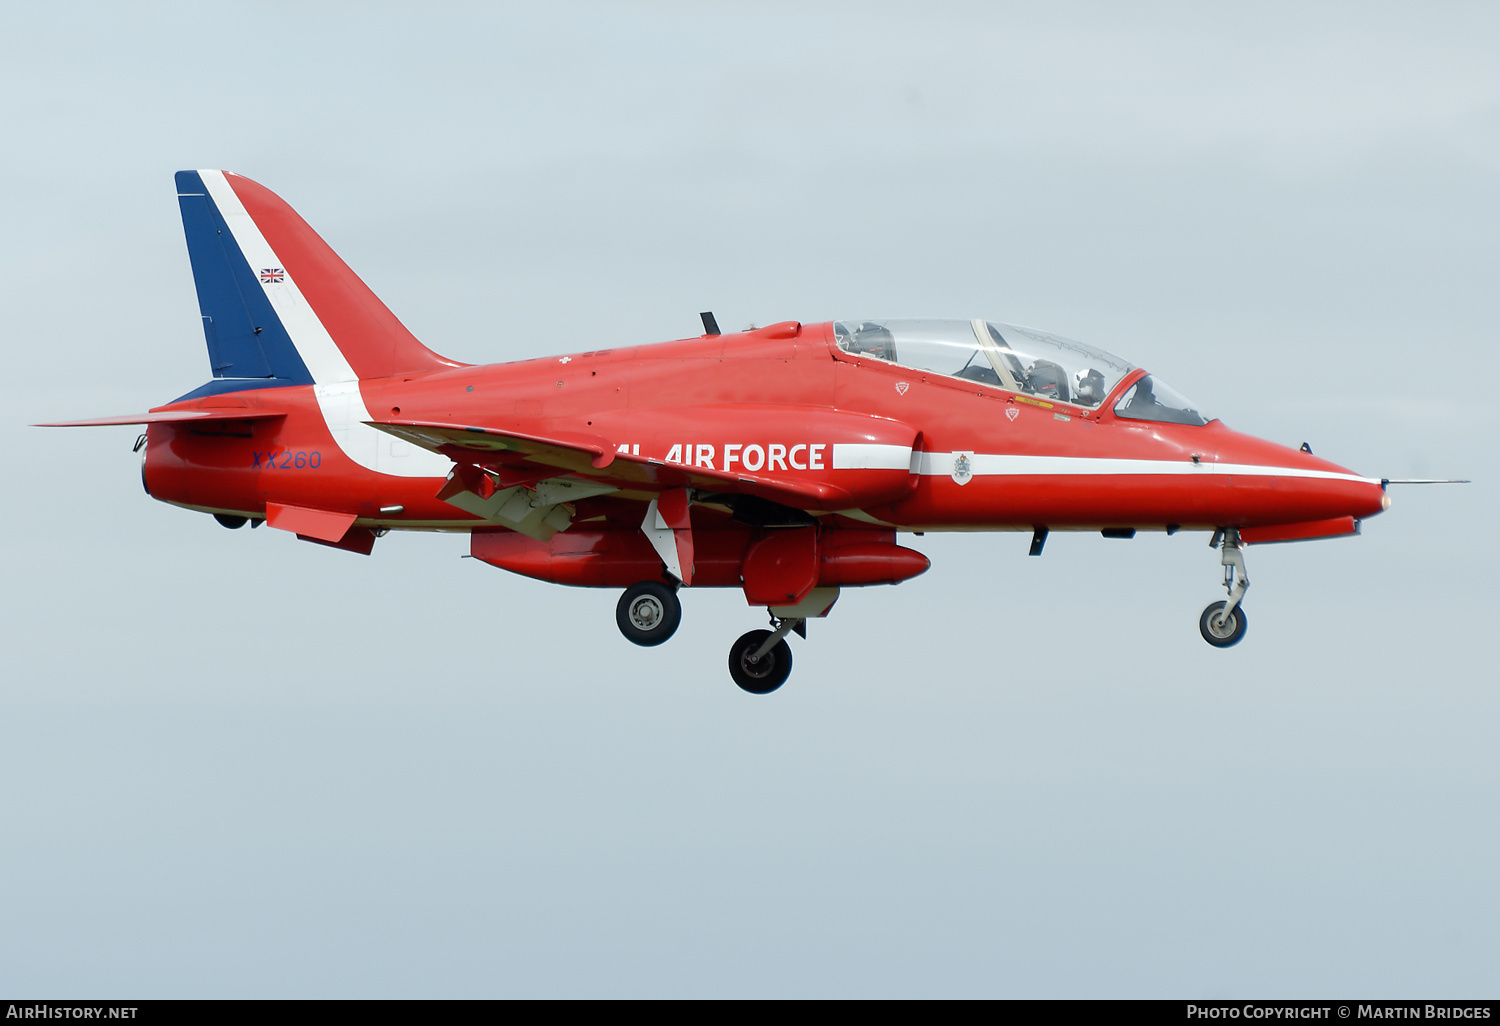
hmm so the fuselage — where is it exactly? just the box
[143,320,1388,539]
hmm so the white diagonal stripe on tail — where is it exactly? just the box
[198,171,450,479]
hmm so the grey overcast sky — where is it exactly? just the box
[1,1,1496,997]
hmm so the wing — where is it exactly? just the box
[366,419,855,509]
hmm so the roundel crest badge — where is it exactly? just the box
[1005,407,1019,421]
[951,451,974,486]
[895,381,909,395]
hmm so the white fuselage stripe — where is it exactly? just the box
[200,170,450,479]
[832,443,913,470]
[910,451,1376,485]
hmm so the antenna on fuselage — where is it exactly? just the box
[1381,478,1471,486]
[700,311,721,336]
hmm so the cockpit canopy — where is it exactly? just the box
[835,319,1134,407]
[833,318,1209,424]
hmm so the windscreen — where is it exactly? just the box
[1112,375,1210,426]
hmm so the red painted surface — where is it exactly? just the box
[742,528,820,606]
[655,488,691,529]
[472,523,754,589]
[819,532,930,586]
[1242,516,1358,545]
[265,502,356,542]
[299,528,377,555]
[224,173,461,381]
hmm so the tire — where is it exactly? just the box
[616,581,681,647]
[727,630,793,694]
[1199,601,1248,647]
[214,514,249,529]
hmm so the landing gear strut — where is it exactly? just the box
[727,616,801,694]
[1200,528,1249,647]
[616,581,681,646]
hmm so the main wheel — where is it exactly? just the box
[1199,601,1249,647]
[214,514,248,529]
[616,581,681,647]
[728,630,793,694]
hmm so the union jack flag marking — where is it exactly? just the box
[260,268,284,283]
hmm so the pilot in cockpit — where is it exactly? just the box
[839,322,897,362]
[1024,360,1070,403]
[1074,368,1106,407]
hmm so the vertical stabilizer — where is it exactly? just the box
[174,170,464,387]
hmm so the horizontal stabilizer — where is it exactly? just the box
[36,410,286,427]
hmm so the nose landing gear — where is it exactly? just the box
[1200,528,1249,647]
[1200,600,1248,646]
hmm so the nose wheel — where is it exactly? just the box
[616,581,681,646]
[1200,528,1249,648]
[1199,601,1248,647]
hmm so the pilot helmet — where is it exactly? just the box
[1074,368,1106,405]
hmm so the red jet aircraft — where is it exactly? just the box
[43,171,1439,693]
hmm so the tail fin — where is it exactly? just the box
[174,170,463,388]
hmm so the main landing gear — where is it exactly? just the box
[727,616,804,695]
[615,580,682,647]
[614,580,809,694]
[1200,528,1249,648]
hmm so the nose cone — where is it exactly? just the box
[1214,428,1386,525]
